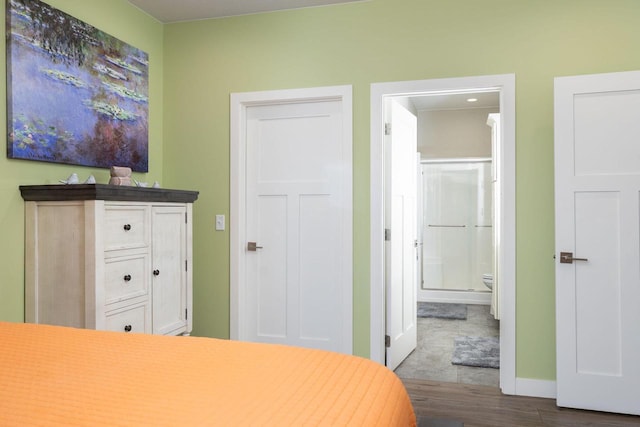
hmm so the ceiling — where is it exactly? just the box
[408,91,499,112]
[127,0,366,23]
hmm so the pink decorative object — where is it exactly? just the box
[109,166,132,186]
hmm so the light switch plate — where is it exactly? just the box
[215,214,225,231]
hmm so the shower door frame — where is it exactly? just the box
[419,157,493,304]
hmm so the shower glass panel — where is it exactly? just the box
[422,160,493,292]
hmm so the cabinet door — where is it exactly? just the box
[151,206,188,335]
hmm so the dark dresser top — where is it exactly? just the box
[20,184,199,203]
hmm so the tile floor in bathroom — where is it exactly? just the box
[394,304,500,387]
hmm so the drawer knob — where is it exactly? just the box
[123,224,132,231]
[123,274,132,282]
[153,269,160,276]
[124,325,132,332]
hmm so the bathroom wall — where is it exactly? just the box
[418,107,498,159]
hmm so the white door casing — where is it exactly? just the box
[385,100,418,370]
[416,154,424,304]
[487,113,501,319]
[555,70,640,415]
[370,74,516,394]
[230,86,353,354]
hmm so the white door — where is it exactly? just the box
[555,70,640,415]
[385,100,418,370]
[232,87,353,354]
[151,206,188,335]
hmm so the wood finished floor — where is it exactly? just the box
[403,379,640,427]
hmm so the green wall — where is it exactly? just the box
[0,1,162,320]
[162,0,640,382]
[2,0,640,383]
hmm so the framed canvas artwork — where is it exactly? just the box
[6,0,149,172]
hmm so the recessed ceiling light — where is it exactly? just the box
[467,98,478,103]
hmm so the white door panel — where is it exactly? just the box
[555,70,640,415]
[234,87,352,354]
[574,90,640,176]
[248,102,343,182]
[386,100,418,370]
[253,195,287,339]
[299,194,339,343]
[574,192,621,376]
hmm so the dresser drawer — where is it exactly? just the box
[105,254,149,305]
[104,205,149,251]
[105,303,150,334]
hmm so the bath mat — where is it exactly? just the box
[417,302,467,320]
[451,336,499,369]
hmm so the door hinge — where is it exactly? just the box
[185,308,188,320]
[185,260,188,271]
[384,228,391,241]
[384,123,391,136]
[185,212,188,224]
[385,334,391,348]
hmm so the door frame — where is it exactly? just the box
[370,74,516,394]
[230,85,353,353]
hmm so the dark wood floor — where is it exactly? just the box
[403,379,640,427]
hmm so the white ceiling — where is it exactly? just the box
[127,0,366,22]
[408,91,500,112]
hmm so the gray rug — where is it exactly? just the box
[451,336,499,369]
[417,302,467,320]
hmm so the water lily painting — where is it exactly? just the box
[6,0,149,172]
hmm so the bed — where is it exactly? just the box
[0,322,416,426]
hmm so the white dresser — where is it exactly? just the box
[20,184,199,336]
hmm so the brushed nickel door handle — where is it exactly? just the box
[559,251,588,264]
[247,242,263,251]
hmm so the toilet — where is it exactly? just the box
[482,273,493,290]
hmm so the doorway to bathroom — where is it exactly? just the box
[370,74,516,393]
[407,93,500,387]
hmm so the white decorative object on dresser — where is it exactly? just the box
[20,184,199,336]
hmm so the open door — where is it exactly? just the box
[385,100,418,370]
[555,70,640,415]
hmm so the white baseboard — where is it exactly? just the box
[418,290,491,305]
[515,378,557,399]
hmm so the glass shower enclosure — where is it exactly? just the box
[420,159,493,299]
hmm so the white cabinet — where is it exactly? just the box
[20,184,198,336]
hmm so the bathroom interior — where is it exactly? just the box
[394,91,502,387]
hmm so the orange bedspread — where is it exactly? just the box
[0,322,415,426]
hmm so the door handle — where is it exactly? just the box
[559,251,588,264]
[247,242,263,251]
